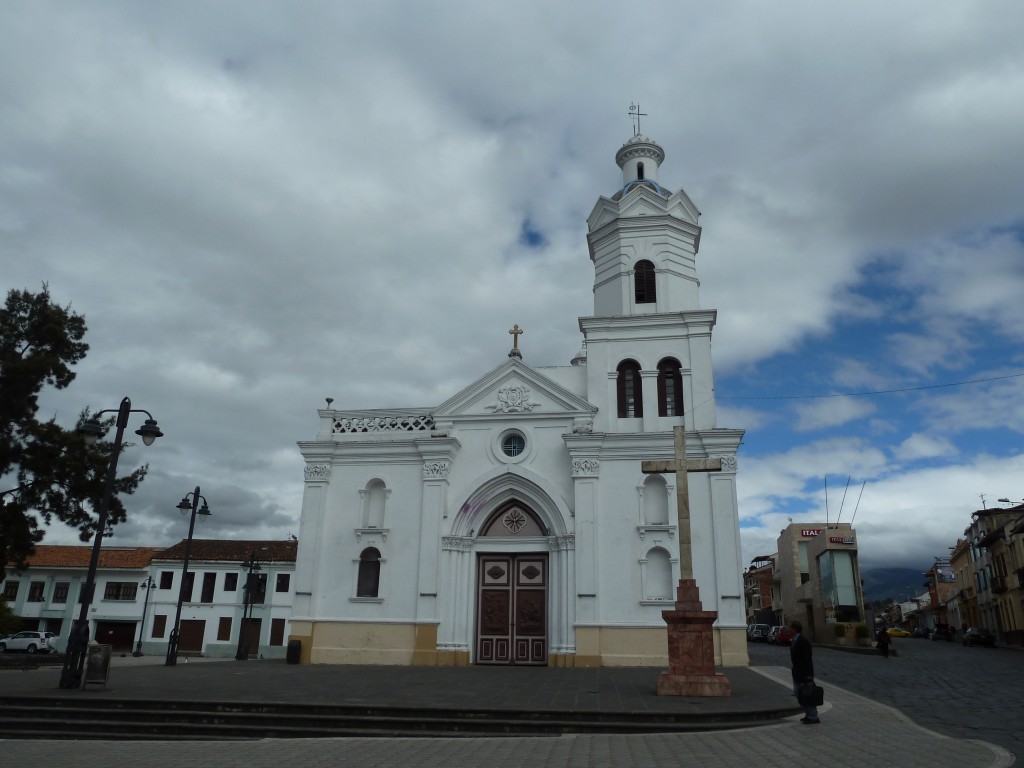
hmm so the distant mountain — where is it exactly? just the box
[860,567,928,604]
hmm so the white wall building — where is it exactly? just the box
[146,539,296,660]
[293,135,747,668]
[2,540,296,660]
[2,545,157,653]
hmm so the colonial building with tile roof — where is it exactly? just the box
[1,540,296,660]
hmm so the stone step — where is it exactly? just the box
[0,696,797,740]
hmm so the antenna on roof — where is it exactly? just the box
[849,481,867,526]
[835,476,852,526]
[628,102,647,136]
[824,476,829,527]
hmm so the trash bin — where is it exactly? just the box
[286,639,301,664]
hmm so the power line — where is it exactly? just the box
[718,371,1024,401]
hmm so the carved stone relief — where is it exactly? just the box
[485,384,538,413]
[422,460,452,480]
[304,464,331,482]
[571,458,600,477]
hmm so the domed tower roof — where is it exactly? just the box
[613,135,667,199]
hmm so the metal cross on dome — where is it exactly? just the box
[629,102,647,136]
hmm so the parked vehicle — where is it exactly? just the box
[912,626,931,639]
[772,625,795,646]
[962,627,996,647]
[748,624,770,642]
[931,625,954,641]
[885,628,911,637]
[0,630,58,654]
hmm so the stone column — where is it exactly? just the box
[413,456,452,665]
[569,447,600,666]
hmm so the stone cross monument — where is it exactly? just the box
[641,426,732,696]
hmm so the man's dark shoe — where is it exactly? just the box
[800,717,820,724]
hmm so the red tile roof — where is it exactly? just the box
[24,545,160,570]
[152,540,297,564]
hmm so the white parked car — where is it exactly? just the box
[0,630,58,654]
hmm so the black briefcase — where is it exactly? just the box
[798,682,824,707]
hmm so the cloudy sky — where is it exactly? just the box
[4,1,1023,572]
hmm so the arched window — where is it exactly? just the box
[657,358,683,417]
[616,360,643,418]
[357,547,381,597]
[634,260,656,304]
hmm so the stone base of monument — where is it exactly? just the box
[656,578,732,697]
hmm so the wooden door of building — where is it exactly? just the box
[476,554,547,665]
[178,619,206,653]
[94,621,137,652]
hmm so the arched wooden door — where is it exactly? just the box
[476,554,547,665]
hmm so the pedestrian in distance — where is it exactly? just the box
[789,620,820,724]
[876,626,891,659]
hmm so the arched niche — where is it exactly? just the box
[641,546,674,602]
[359,478,389,529]
[643,474,670,525]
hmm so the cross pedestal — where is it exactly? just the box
[642,426,732,697]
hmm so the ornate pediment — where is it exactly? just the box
[432,358,596,419]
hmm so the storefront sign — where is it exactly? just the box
[829,536,855,544]
[801,529,822,537]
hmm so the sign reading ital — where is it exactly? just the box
[801,529,823,537]
[829,536,855,544]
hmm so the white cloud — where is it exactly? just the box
[793,397,876,432]
[895,433,957,461]
[3,1,1023,577]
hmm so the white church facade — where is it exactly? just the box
[292,134,747,668]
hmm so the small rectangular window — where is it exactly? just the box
[270,618,286,646]
[183,572,195,602]
[224,573,238,592]
[160,571,174,589]
[249,573,267,605]
[201,573,216,603]
[2,581,18,600]
[217,617,232,641]
[28,582,45,602]
[52,582,70,604]
[152,614,167,638]
[276,574,290,593]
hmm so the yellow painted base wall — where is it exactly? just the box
[577,625,750,667]
[288,621,749,667]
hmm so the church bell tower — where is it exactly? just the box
[578,134,718,434]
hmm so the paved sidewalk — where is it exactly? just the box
[0,664,1012,767]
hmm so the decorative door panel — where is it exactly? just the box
[476,554,547,665]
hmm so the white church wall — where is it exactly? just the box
[294,133,748,668]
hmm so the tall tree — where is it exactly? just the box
[0,286,147,579]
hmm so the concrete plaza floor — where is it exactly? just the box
[0,655,1013,767]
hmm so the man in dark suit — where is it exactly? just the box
[789,620,819,724]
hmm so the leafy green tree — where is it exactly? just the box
[0,286,147,580]
[0,595,20,636]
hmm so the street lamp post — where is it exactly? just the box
[235,550,262,661]
[133,576,155,656]
[165,486,211,666]
[59,396,163,689]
